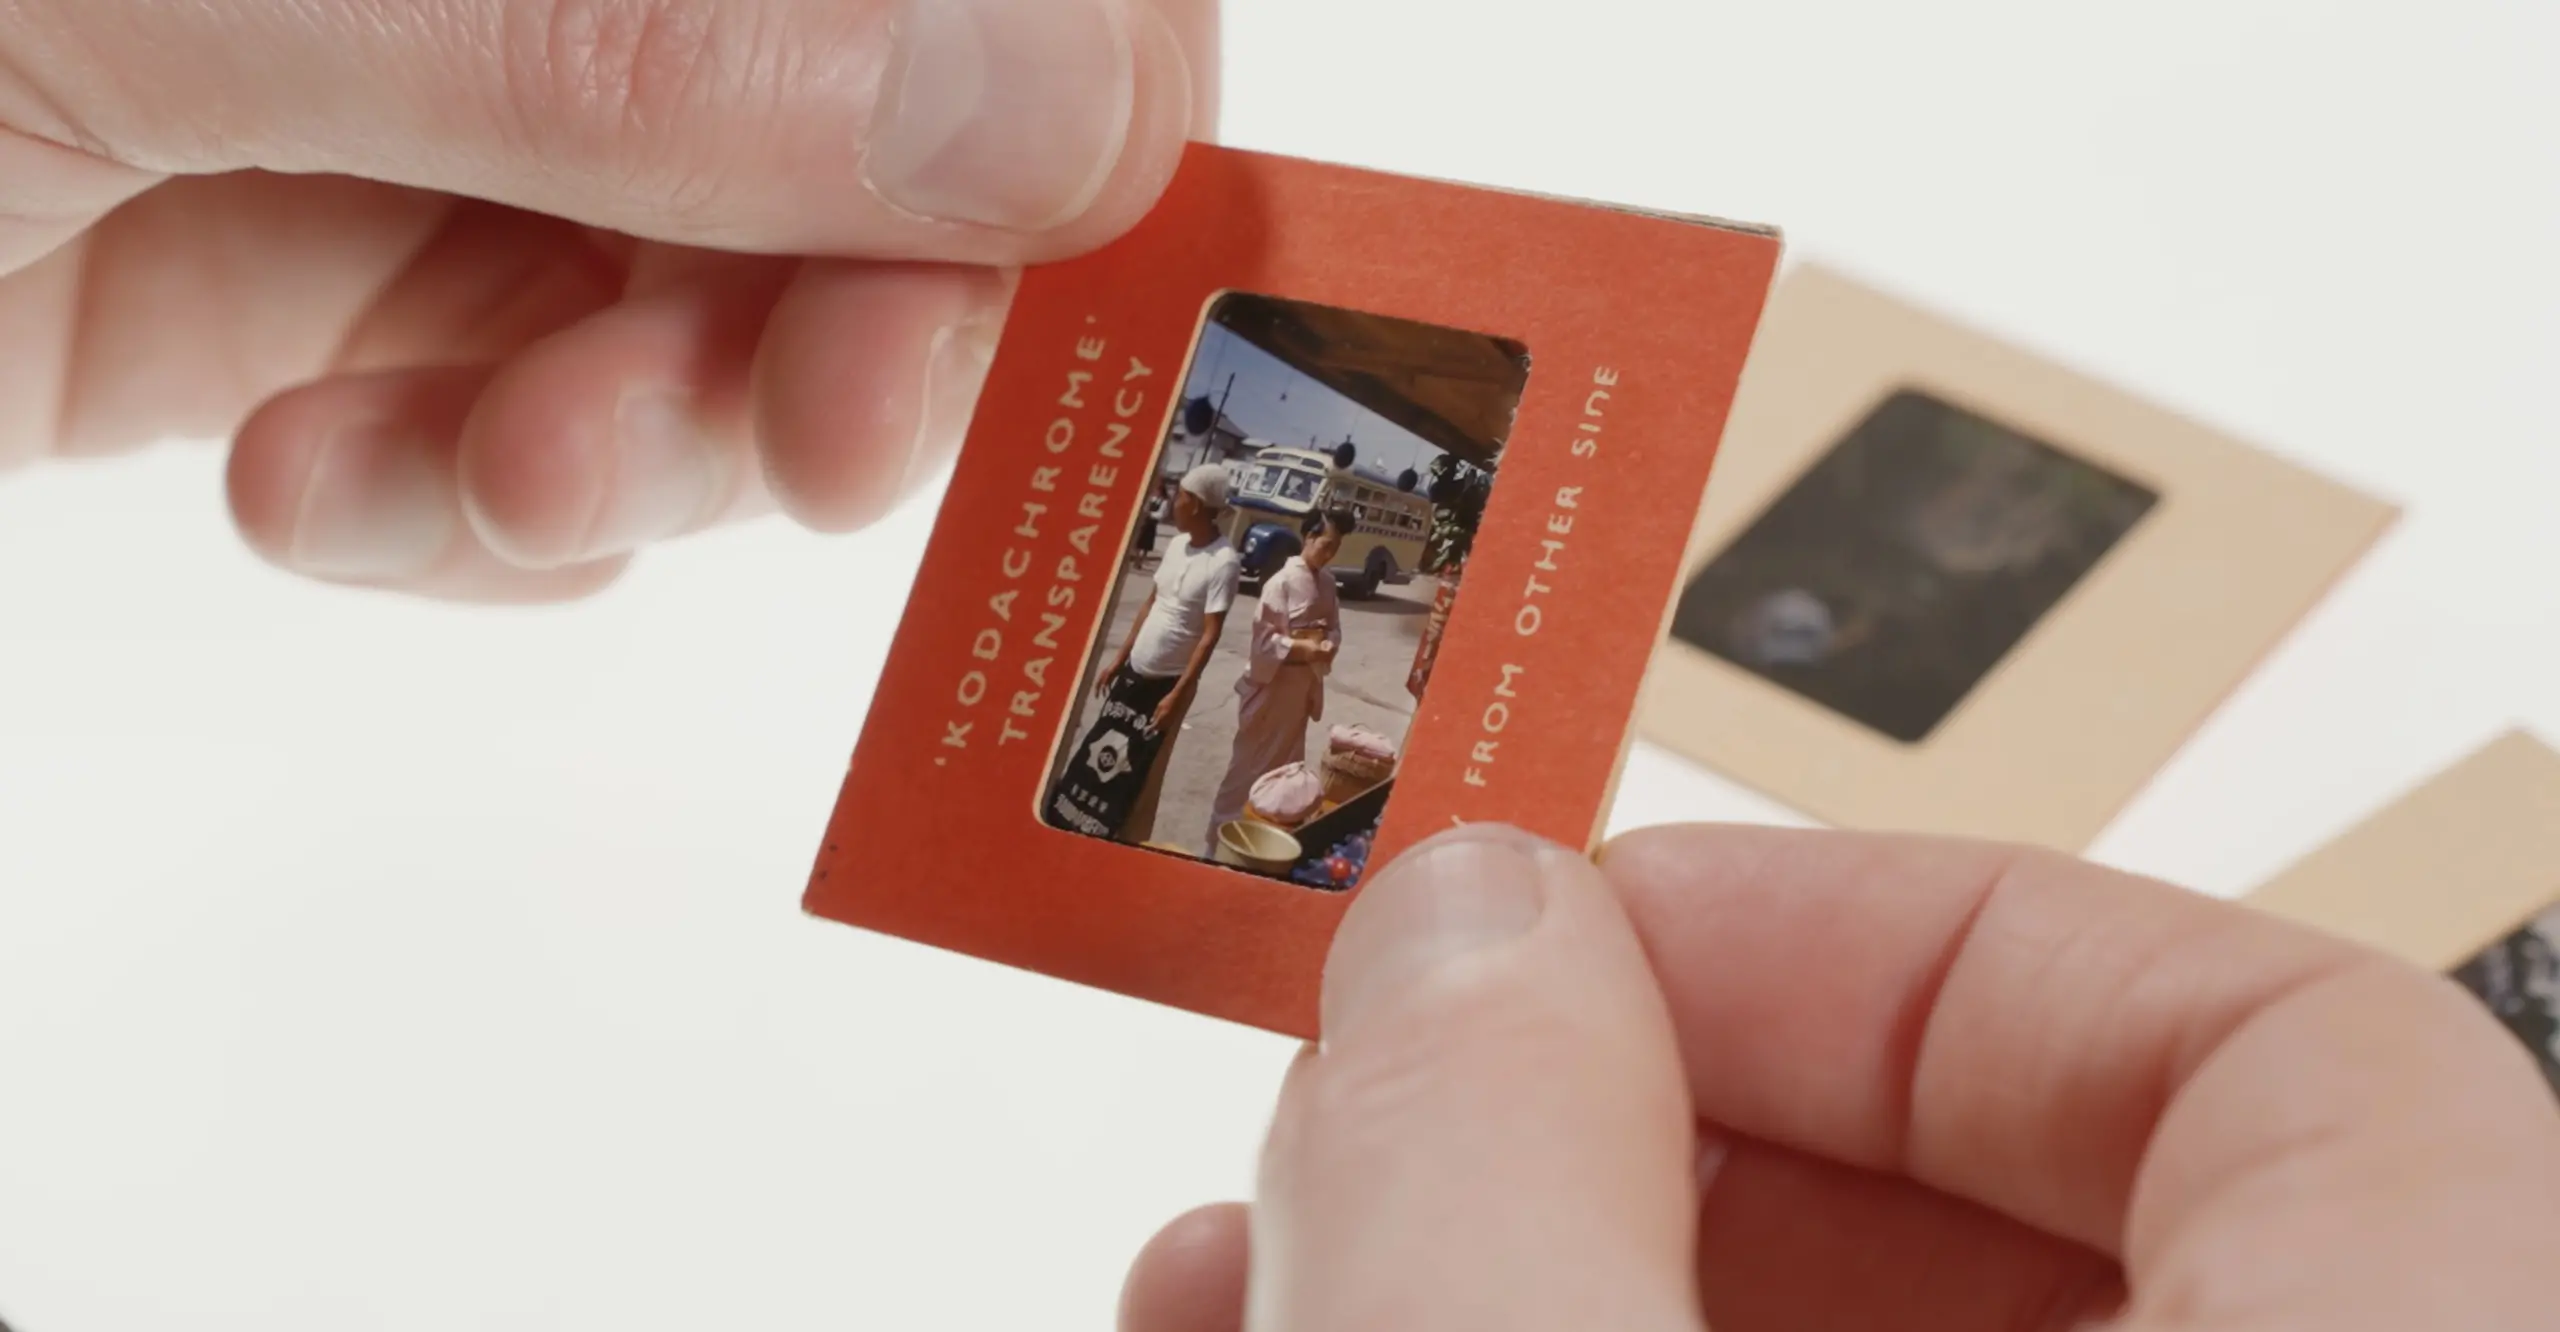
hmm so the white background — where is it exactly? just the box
[4,1,2556,1327]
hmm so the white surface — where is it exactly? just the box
[3,2,2557,1327]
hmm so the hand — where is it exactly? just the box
[1118,824,2560,1332]
[1098,656,1129,700]
[1150,685,1188,735]
[1,0,1215,601]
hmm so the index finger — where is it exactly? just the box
[1599,825,2560,1274]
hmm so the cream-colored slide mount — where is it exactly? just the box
[2241,730,2560,1094]
[1642,264,2397,853]
[2245,730,2560,973]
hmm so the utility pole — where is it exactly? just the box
[1210,372,1236,469]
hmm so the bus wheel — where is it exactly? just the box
[1348,549,1392,599]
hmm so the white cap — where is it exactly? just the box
[1180,463,1230,511]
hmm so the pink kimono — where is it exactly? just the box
[1207,557,1342,849]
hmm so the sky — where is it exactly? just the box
[1175,322,1449,481]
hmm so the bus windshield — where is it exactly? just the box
[1240,462,1323,506]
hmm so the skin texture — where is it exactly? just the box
[1119,823,2560,1332]
[0,0,1221,601]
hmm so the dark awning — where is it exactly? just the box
[1210,293,1528,469]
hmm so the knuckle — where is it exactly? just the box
[0,13,166,165]
[502,0,746,211]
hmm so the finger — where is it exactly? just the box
[1156,0,1222,138]
[9,0,1207,264]
[1600,825,2560,1325]
[1119,1203,1247,1332]
[1132,1146,2124,1332]
[51,173,448,456]
[750,260,1009,532]
[1605,827,2177,1247]
[456,253,797,568]
[0,123,159,276]
[0,232,83,470]
[329,201,628,374]
[1696,1133,2121,1332]
[1132,1147,2121,1332]
[2121,951,2560,1328]
[1253,826,1701,1332]
[228,363,627,602]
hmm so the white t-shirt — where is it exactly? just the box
[1128,532,1242,679]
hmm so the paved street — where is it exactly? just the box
[1059,522,1435,857]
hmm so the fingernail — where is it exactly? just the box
[903,309,1003,496]
[587,391,720,558]
[1322,826,1554,1039]
[866,0,1137,230]
[1695,1128,1733,1195]
[288,422,455,578]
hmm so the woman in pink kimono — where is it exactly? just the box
[1206,511,1351,850]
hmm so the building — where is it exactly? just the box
[1159,407,1256,478]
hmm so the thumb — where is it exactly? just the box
[1248,826,1704,1332]
[5,0,1209,260]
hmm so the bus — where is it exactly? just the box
[1216,445,1434,599]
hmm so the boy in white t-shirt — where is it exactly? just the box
[1047,465,1243,844]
